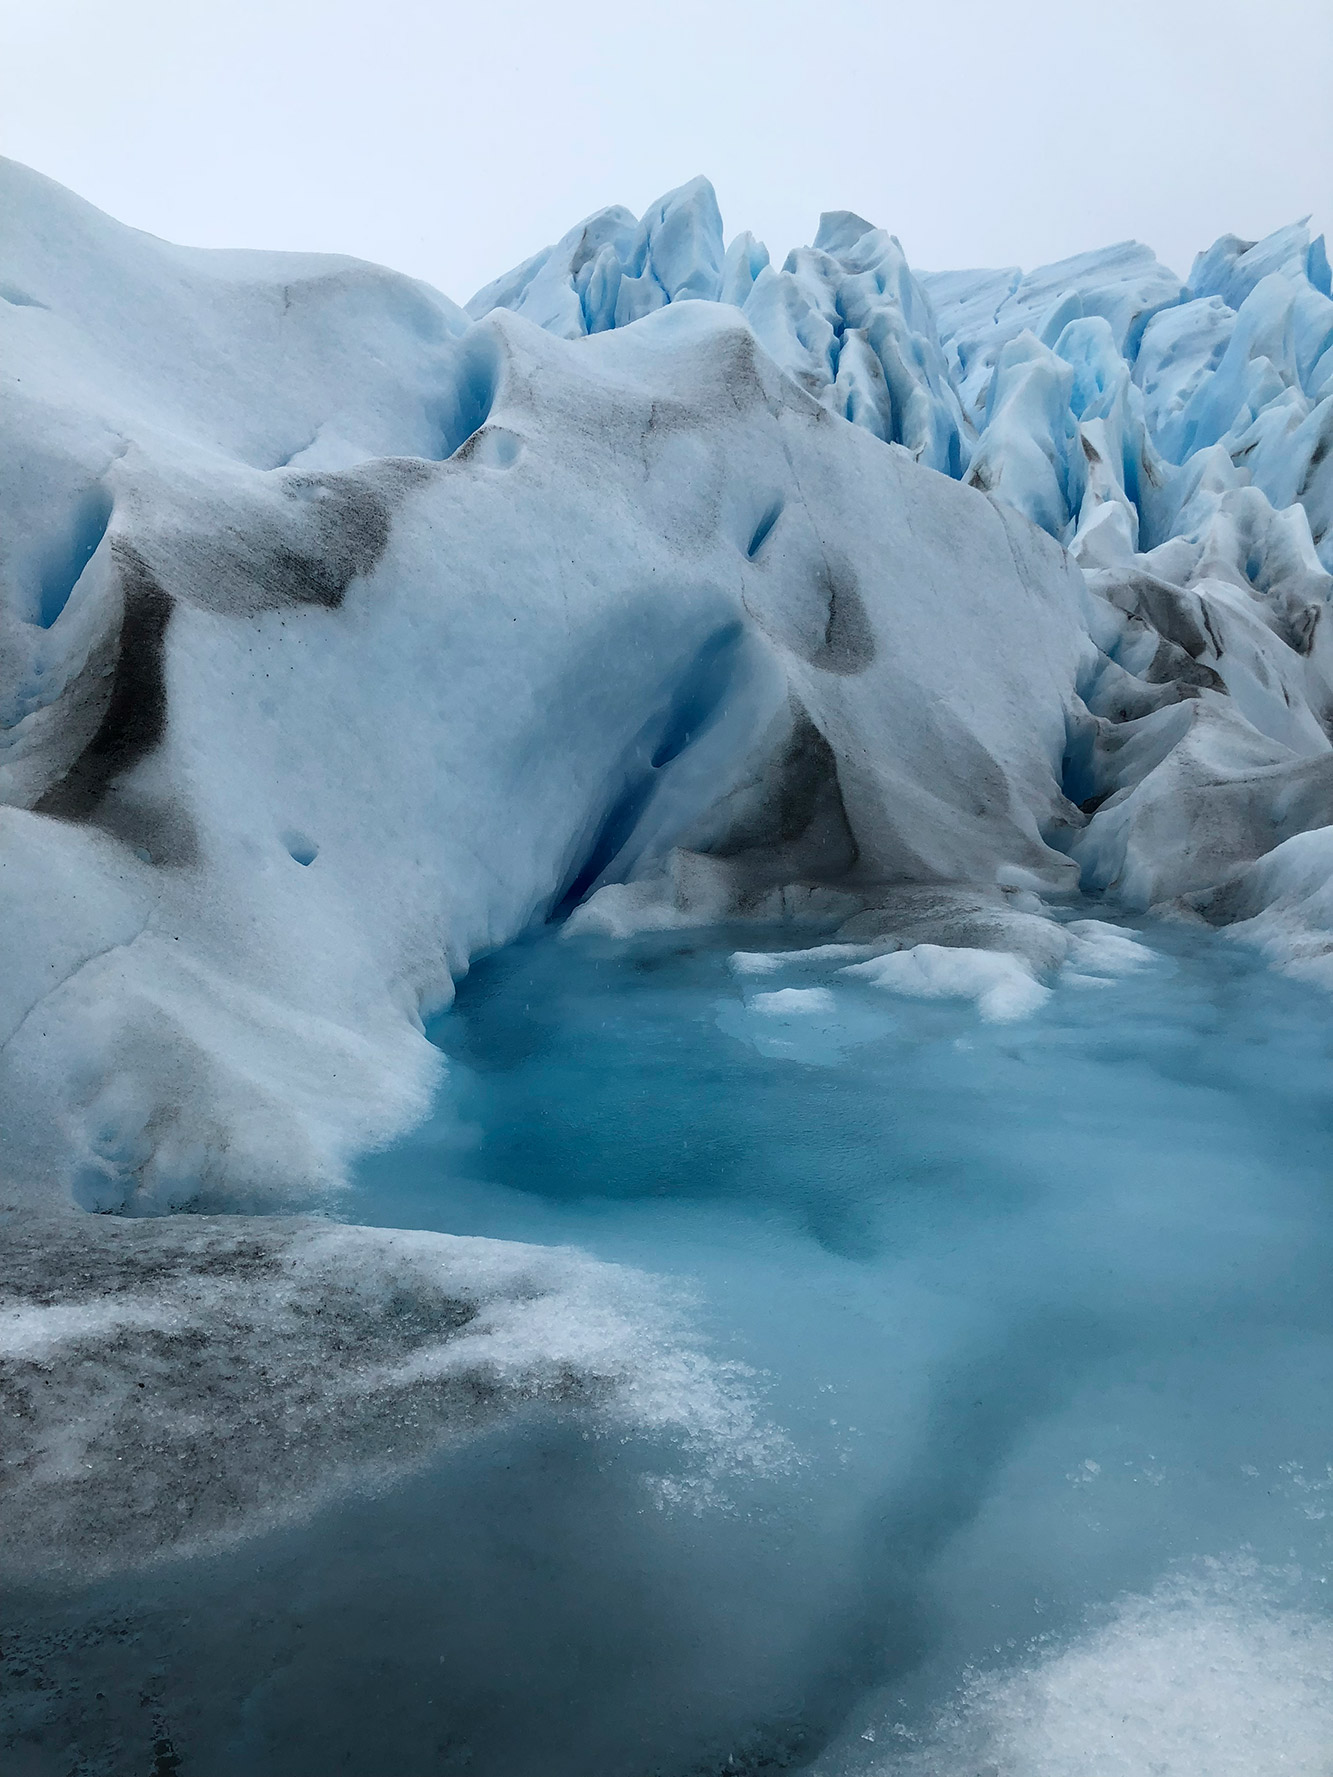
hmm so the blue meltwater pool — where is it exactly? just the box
[338,911,1333,1775]
[12,913,1333,1777]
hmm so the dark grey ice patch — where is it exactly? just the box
[31,456,433,849]
[809,558,875,675]
[1145,634,1226,691]
[260,459,430,610]
[707,709,860,893]
[2,1410,803,1777]
[0,1214,625,1582]
[1090,567,1219,663]
[35,543,175,825]
[155,456,434,622]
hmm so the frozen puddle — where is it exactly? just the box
[9,915,1333,1775]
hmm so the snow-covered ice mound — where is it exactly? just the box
[5,154,1333,1651]
[5,162,1333,1218]
[884,1565,1333,1777]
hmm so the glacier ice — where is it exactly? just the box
[5,152,1333,1773]
[883,1564,1333,1777]
[2,158,1105,1220]
[0,1212,776,1581]
[841,943,1052,1023]
[5,160,1333,1219]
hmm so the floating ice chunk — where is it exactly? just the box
[728,944,881,976]
[729,950,785,976]
[1062,918,1158,979]
[748,987,837,1016]
[896,1564,1333,1777]
[563,880,701,940]
[842,944,1050,1022]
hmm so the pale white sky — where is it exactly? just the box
[2,0,1330,303]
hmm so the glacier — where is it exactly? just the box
[4,157,1333,1773]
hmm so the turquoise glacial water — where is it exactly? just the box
[343,914,1333,1773]
[11,914,1333,1775]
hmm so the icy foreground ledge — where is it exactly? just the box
[0,1211,772,1580]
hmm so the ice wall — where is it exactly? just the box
[4,157,1333,1225]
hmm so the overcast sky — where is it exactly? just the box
[2,0,1329,304]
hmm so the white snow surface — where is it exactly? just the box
[4,155,1333,1220]
[884,1563,1333,1777]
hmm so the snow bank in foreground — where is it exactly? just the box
[0,1212,781,1579]
[890,1565,1333,1777]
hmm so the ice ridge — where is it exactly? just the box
[4,155,1333,1223]
[470,178,1333,579]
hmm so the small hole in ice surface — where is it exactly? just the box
[457,426,523,469]
[746,500,784,560]
[283,831,319,866]
[0,283,48,309]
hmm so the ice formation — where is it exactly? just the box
[890,1564,1333,1777]
[5,165,1330,1218]
[4,154,1333,1663]
[2,159,1103,1218]
[0,1212,774,1580]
